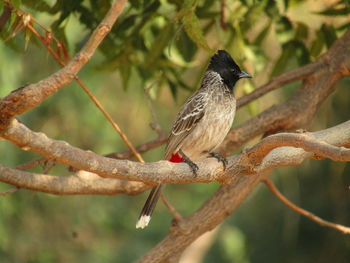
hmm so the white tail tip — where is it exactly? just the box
[136,215,151,229]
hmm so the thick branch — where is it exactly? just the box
[137,30,350,262]
[0,0,126,130]
[247,132,350,167]
[1,118,349,190]
[0,167,148,196]
[136,123,350,263]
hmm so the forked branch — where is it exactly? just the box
[0,119,349,193]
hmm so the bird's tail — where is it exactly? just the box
[136,153,183,229]
[136,184,164,229]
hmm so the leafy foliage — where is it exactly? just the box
[1,0,349,96]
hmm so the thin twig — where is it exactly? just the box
[106,133,168,159]
[75,78,145,163]
[42,159,56,174]
[16,157,47,170]
[161,193,183,222]
[262,178,350,234]
[144,74,164,136]
[0,187,19,196]
[236,61,324,109]
[4,0,61,42]
[0,0,127,130]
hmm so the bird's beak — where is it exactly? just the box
[238,71,252,79]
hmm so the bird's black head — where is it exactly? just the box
[208,50,251,92]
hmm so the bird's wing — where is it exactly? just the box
[164,92,207,160]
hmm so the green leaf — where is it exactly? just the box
[243,82,259,116]
[321,24,337,48]
[180,1,212,52]
[77,5,98,29]
[175,29,197,62]
[288,0,305,8]
[143,0,161,15]
[270,41,295,77]
[337,21,350,32]
[116,15,138,36]
[295,22,308,41]
[271,40,310,77]
[253,21,272,46]
[295,41,310,65]
[181,0,196,9]
[275,16,293,43]
[310,30,324,58]
[10,0,22,8]
[22,0,51,12]
[129,0,142,9]
[144,22,174,67]
[317,7,350,16]
[264,0,279,18]
[167,79,177,98]
[119,65,131,90]
[196,0,217,17]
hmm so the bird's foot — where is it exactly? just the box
[179,150,198,176]
[209,152,228,170]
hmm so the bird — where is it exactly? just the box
[136,50,251,229]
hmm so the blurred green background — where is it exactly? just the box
[0,0,350,262]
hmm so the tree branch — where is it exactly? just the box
[135,121,350,263]
[76,78,145,163]
[137,30,350,262]
[0,12,348,262]
[161,193,183,223]
[247,132,350,168]
[103,30,350,160]
[0,187,18,196]
[16,157,47,170]
[236,60,324,109]
[1,118,349,191]
[0,167,148,196]
[0,0,127,130]
[6,1,143,163]
[262,178,350,234]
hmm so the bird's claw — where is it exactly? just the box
[179,149,199,177]
[209,152,228,170]
[187,161,199,176]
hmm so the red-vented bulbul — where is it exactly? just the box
[136,50,251,229]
